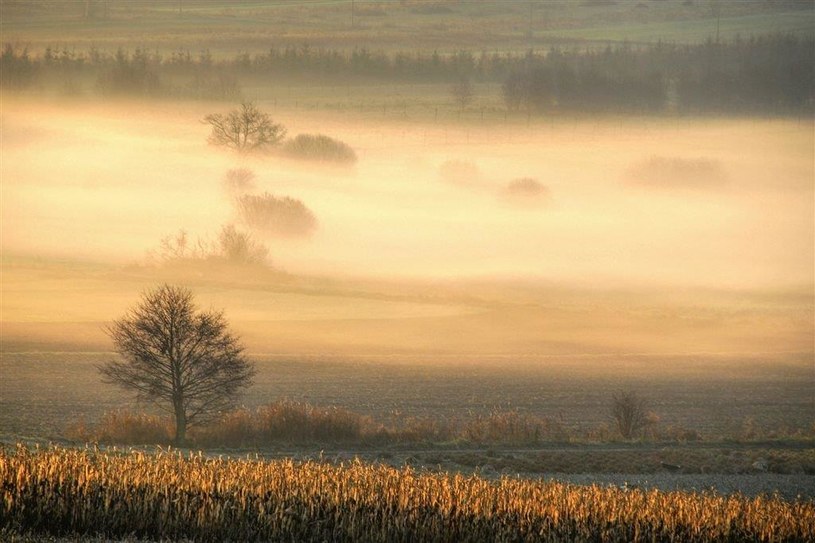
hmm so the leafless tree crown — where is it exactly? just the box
[203,101,286,152]
[611,391,649,439]
[99,284,255,444]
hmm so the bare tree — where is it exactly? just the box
[610,391,649,439]
[451,75,474,110]
[100,285,255,445]
[203,101,286,152]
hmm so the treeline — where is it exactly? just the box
[0,44,239,100]
[503,34,814,114]
[2,34,812,114]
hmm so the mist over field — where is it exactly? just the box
[1,6,814,537]
[3,99,812,287]
[1,96,812,364]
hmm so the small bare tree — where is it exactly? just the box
[100,285,255,445]
[451,76,474,110]
[203,101,286,152]
[611,391,649,439]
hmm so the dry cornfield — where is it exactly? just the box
[1,445,813,542]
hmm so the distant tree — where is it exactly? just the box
[100,285,255,445]
[203,101,286,152]
[611,391,649,439]
[451,75,474,110]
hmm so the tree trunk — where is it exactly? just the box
[174,405,187,446]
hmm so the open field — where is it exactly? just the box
[2,350,813,443]
[2,0,813,54]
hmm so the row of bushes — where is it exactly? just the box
[64,401,784,448]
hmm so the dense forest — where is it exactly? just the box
[2,33,813,114]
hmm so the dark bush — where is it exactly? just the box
[281,134,357,164]
[505,178,550,201]
[65,410,172,445]
[235,192,318,238]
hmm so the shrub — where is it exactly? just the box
[390,416,456,444]
[463,410,556,445]
[215,224,269,264]
[255,402,365,443]
[505,177,550,200]
[195,401,368,446]
[65,410,172,445]
[281,134,357,164]
[196,409,256,447]
[235,192,317,238]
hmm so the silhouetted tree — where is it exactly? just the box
[100,285,255,445]
[611,391,649,439]
[203,101,286,152]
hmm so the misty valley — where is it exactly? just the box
[1,1,814,541]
